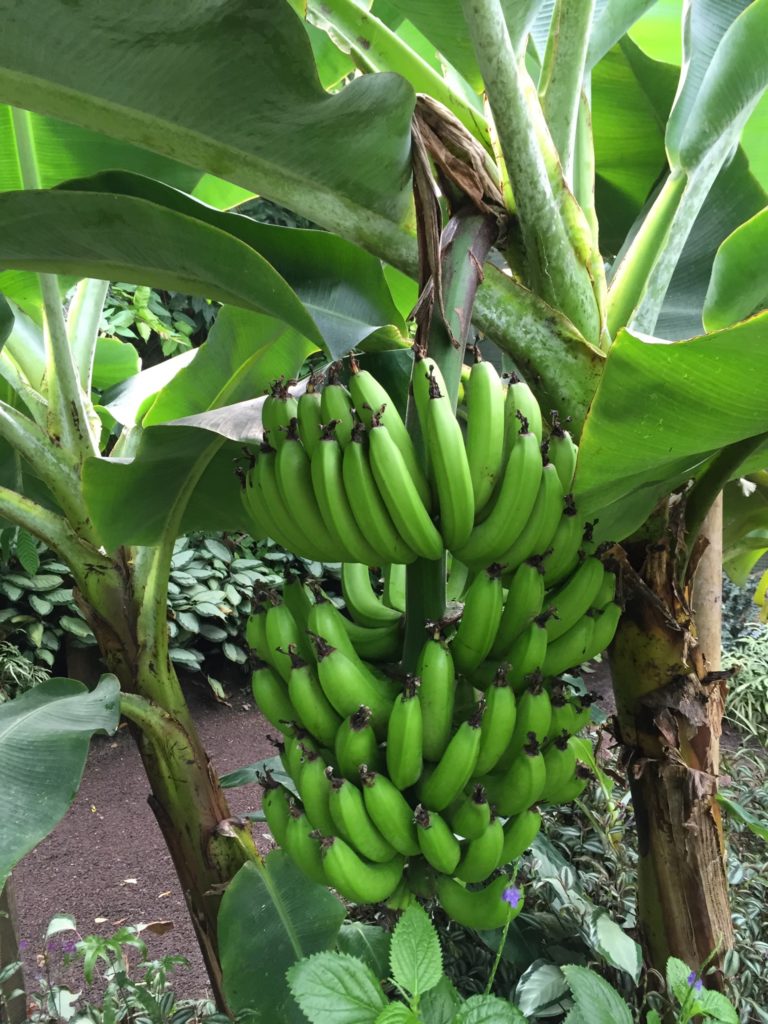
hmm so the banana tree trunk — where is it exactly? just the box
[0,878,25,1024]
[609,500,733,989]
[74,553,258,1011]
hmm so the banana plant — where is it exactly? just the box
[0,0,768,996]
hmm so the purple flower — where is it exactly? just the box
[502,885,521,909]
[60,939,77,954]
[687,970,703,993]
[18,940,30,951]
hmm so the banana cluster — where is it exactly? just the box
[248,561,612,929]
[241,355,621,929]
[242,358,585,568]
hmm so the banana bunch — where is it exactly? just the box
[241,353,622,929]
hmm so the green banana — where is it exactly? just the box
[504,616,550,691]
[541,612,596,677]
[327,772,396,863]
[453,427,542,568]
[542,498,584,587]
[546,688,596,740]
[281,577,316,659]
[240,468,273,542]
[360,766,420,855]
[414,804,461,874]
[474,669,518,776]
[421,362,475,551]
[446,557,470,602]
[500,459,564,571]
[320,835,405,904]
[447,784,491,840]
[500,808,542,862]
[341,562,403,628]
[311,428,384,565]
[311,634,394,736]
[505,373,542,443]
[340,616,402,663]
[506,678,553,754]
[452,565,505,674]
[455,816,504,883]
[254,439,315,556]
[593,570,617,610]
[282,726,317,783]
[283,645,341,748]
[547,414,578,491]
[382,562,407,613]
[245,597,270,660]
[284,802,327,885]
[296,387,323,457]
[260,772,293,847]
[342,424,419,565]
[386,675,423,790]
[250,659,296,732]
[368,417,443,561]
[465,356,505,516]
[420,704,484,810]
[541,733,578,802]
[545,557,606,642]
[588,602,621,659]
[320,377,355,447]
[490,559,546,659]
[349,365,431,507]
[297,748,335,835]
[546,763,592,803]
[262,379,298,448]
[265,600,303,682]
[417,634,456,761]
[335,705,383,781]
[484,735,547,816]
[275,419,349,562]
[436,874,523,930]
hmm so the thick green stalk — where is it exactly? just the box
[539,0,596,182]
[310,0,489,146]
[67,278,110,393]
[0,352,47,427]
[460,0,601,343]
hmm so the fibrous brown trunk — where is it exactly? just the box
[0,878,25,1024]
[609,497,733,989]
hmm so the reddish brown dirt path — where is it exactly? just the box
[12,682,274,1002]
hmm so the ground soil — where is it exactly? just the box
[11,676,274,1004]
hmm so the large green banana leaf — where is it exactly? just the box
[0,676,120,885]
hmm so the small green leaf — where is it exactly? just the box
[175,611,200,634]
[717,792,768,842]
[287,951,387,1024]
[645,1011,663,1024]
[666,956,696,1004]
[203,537,232,562]
[561,965,632,1024]
[28,595,53,617]
[336,922,391,981]
[453,994,527,1023]
[704,206,768,330]
[587,911,642,982]
[514,961,569,1017]
[58,616,95,641]
[419,976,461,1024]
[695,988,739,1023]
[14,530,40,576]
[389,903,442,999]
[375,1005,418,1024]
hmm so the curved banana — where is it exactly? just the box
[542,499,584,587]
[275,419,349,562]
[465,357,505,515]
[386,675,423,790]
[262,379,298,448]
[381,562,407,613]
[311,634,394,736]
[265,601,303,682]
[420,704,484,810]
[484,735,546,816]
[593,570,617,611]
[504,617,549,691]
[414,804,461,874]
[500,460,564,571]
[349,365,431,507]
[455,816,504,883]
[327,773,396,863]
[500,808,542,863]
[541,613,596,677]
[447,785,491,840]
[254,439,317,557]
[281,726,317,784]
[297,748,335,836]
[335,705,383,781]
[260,773,293,847]
[297,388,323,457]
[360,766,420,855]
[320,379,355,447]
[453,427,542,568]
[546,689,596,741]
[474,669,518,776]
[245,598,270,661]
[588,602,621,659]
[507,679,553,754]
[547,414,578,491]
[281,577,315,659]
[284,645,341,748]
[545,763,592,803]
[541,733,578,803]
[251,659,296,732]
[436,874,523,930]
[505,373,542,443]
[452,565,505,674]
[417,634,456,761]
[421,363,475,551]
[446,557,470,602]
[368,417,443,561]
[321,835,404,903]
[341,562,403,628]
[340,616,402,663]
[342,425,419,565]
[311,430,384,566]
[545,557,606,642]
[490,559,546,659]
[284,802,327,885]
